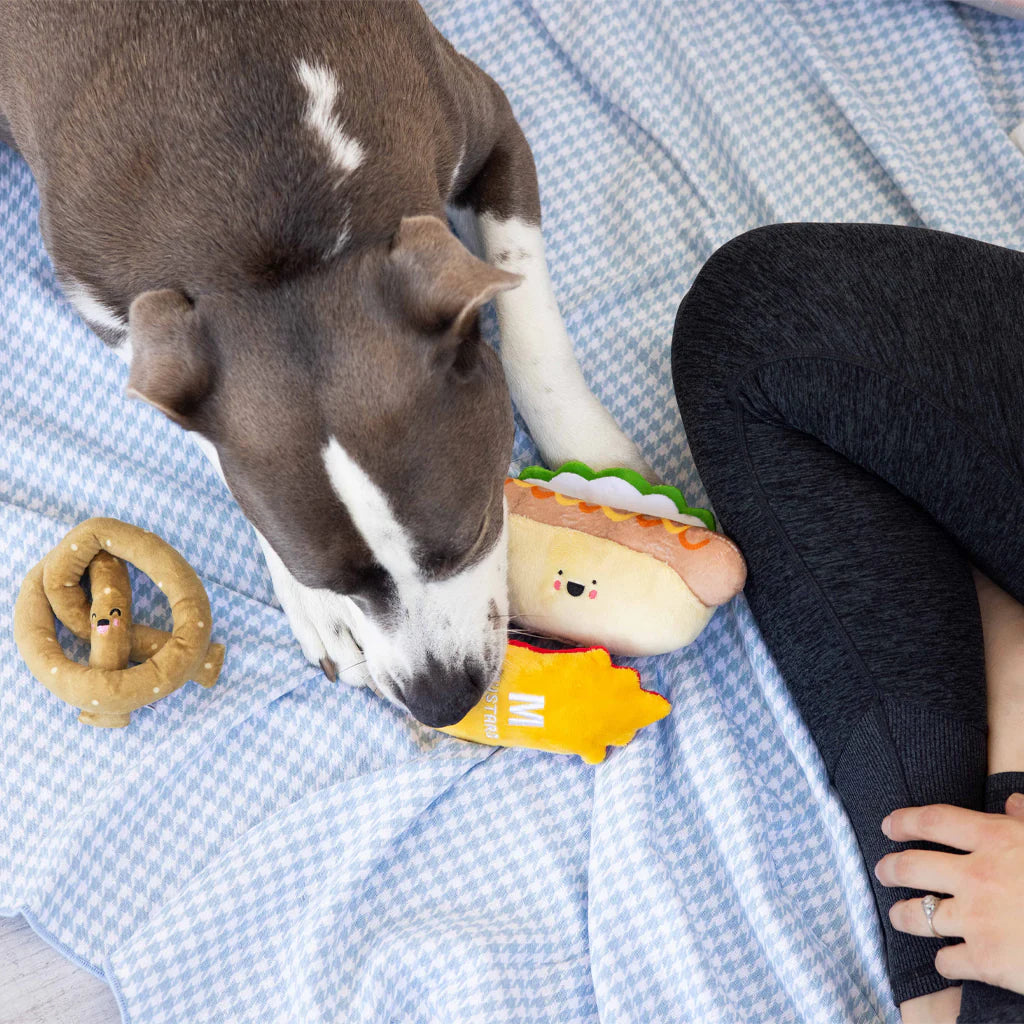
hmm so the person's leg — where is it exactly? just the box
[672,223,1024,1018]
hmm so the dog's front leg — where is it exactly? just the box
[252,530,370,687]
[453,112,653,477]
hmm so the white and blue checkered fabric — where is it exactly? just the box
[3,2,1023,1021]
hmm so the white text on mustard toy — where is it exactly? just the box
[482,681,500,739]
[508,692,545,728]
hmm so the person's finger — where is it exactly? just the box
[935,942,982,984]
[1005,793,1024,820]
[881,804,1003,851]
[874,849,965,893]
[889,895,962,939]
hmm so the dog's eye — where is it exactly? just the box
[424,549,462,576]
[425,508,492,578]
[110,608,122,617]
[343,563,397,616]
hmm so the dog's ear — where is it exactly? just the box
[125,289,212,428]
[387,215,522,336]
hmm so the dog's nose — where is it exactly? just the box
[566,581,585,598]
[403,655,490,729]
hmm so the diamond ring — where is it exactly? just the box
[921,894,945,939]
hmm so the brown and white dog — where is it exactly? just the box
[0,1,648,727]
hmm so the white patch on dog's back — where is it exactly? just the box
[296,59,365,176]
[449,140,466,195]
[322,225,352,263]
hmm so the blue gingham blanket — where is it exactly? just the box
[3,2,1023,1021]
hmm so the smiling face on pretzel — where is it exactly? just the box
[88,551,133,671]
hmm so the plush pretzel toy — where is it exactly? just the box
[14,518,224,728]
[440,462,747,763]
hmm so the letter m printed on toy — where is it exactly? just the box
[508,692,545,728]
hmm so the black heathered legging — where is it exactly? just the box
[672,223,1024,1021]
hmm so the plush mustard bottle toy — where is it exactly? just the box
[439,640,671,764]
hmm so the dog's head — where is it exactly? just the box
[124,215,519,727]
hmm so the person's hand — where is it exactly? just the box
[875,795,1024,995]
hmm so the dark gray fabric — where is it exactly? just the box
[985,772,1024,813]
[672,223,1024,1014]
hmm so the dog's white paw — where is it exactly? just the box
[537,396,655,481]
[318,618,372,689]
[186,436,374,686]
[254,530,373,688]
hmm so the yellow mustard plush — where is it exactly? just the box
[440,640,671,764]
[13,517,224,728]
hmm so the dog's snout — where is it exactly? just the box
[403,656,491,729]
[565,581,585,598]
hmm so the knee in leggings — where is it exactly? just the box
[676,223,824,353]
[672,222,891,433]
[672,224,808,427]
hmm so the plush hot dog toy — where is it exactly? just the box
[506,462,746,656]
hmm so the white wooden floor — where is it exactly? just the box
[0,915,120,1024]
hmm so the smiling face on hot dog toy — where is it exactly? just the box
[506,463,747,657]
